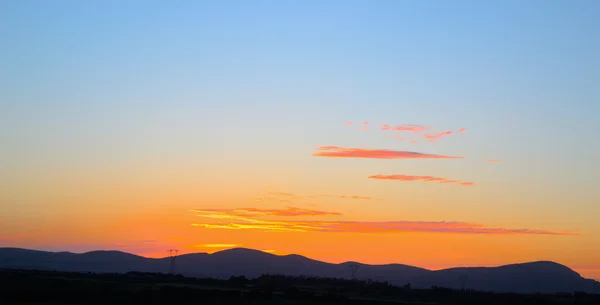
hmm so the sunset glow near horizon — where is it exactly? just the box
[2,1,600,279]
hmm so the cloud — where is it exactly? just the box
[486,159,500,163]
[458,128,467,133]
[381,124,429,133]
[266,192,373,201]
[252,197,292,203]
[345,121,353,125]
[368,174,474,186]
[190,209,575,236]
[270,192,296,197]
[312,146,463,159]
[267,192,302,199]
[319,194,372,200]
[339,195,372,200]
[422,131,453,141]
[191,207,342,217]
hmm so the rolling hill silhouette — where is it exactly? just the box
[0,247,596,294]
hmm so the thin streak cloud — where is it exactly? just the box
[368,174,474,186]
[381,124,430,133]
[422,131,453,141]
[338,195,372,200]
[312,146,463,159]
[266,192,374,201]
[190,209,575,236]
[190,207,342,217]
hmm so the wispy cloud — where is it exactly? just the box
[422,131,453,141]
[374,123,468,143]
[265,192,374,201]
[381,124,430,133]
[190,209,575,236]
[252,197,292,203]
[338,195,372,200]
[368,174,474,186]
[317,194,372,200]
[486,159,500,163]
[312,146,464,159]
[267,192,302,199]
[345,121,353,125]
[190,207,342,217]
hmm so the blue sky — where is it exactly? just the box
[3,0,599,185]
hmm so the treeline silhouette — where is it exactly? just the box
[0,269,597,305]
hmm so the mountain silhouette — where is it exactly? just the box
[0,247,596,294]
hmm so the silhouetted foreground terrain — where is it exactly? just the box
[1,269,599,305]
[1,247,598,294]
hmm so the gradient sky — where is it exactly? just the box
[2,0,600,279]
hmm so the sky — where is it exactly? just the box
[1,0,600,279]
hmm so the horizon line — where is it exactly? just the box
[1,246,592,276]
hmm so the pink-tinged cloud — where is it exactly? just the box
[486,159,500,163]
[312,146,463,159]
[345,121,353,125]
[396,135,404,140]
[458,128,467,133]
[268,192,373,201]
[362,122,369,125]
[422,131,453,141]
[368,174,474,186]
[381,124,429,133]
[191,210,575,236]
[412,140,419,144]
[191,207,342,217]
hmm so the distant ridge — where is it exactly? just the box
[0,247,596,294]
